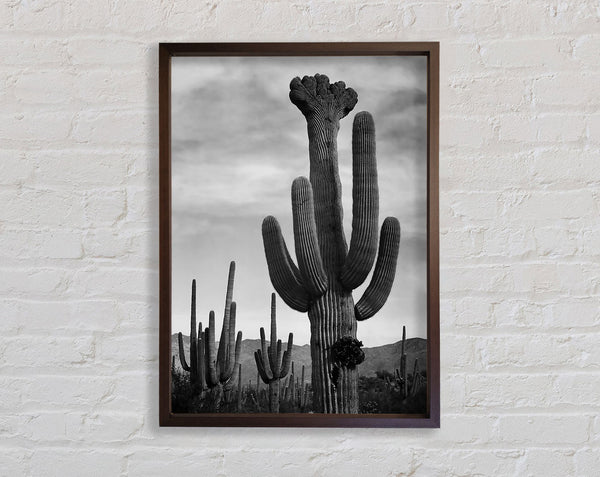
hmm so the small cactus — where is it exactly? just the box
[254,293,294,413]
[175,261,243,410]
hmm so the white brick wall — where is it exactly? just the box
[0,1,598,475]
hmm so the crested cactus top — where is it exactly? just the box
[289,74,358,122]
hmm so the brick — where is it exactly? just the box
[465,374,555,409]
[0,111,73,143]
[126,449,223,476]
[482,227,536,258]
[416,449,521,477]
[445,75,532,114]
[0,150,34,185]
[67,39,148,66]
[95,334,157,369]
[28,150,131,187]
[0,39,69,66]
[0,376,116,410]
[442,265,513,294]
[72,110,152,145]
[492,299,546,328]
[498,415,589,445]
[440,151,535,190]
[435,415,498,444]
[546,299,600,328]
[498,114,586,143]
[556,374,600,406]
[441,228,483,258]
[441,334,479,371]
[356,4,402,33]
[1,189,85,227]
[500,191,597,222]
[0,336,94,368]
[479,333,600,370]
[0,449,32,477]
[70,268,157,300]
[164,2,219,33]
[575,448,600,476]
[441,373,465,411]
[531,147,600,186]
[0,268,66,296]
[11,0,65,31]
[453,296,493,328]
[82,228,135,258]
[84,189,127,226]
[402,3,453,31]
[588,114,600,144]
[13,70,76,104]
[582,227,600,256]
[30,450,122,477]
[453,2,500,34]
[63,1,112,30]
[522,449,576,476]
[534,73,600,106]
[439,116,495,148]
[534,226,578,257]
[77,69,154,106]
[0,299,120,334]
[441,41,485,75]
[573,34,600,65]
[308,3,356,29]
[480,38,574,69]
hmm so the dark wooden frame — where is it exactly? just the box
[159,42,439,427]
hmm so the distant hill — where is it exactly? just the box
[171,334,427,385]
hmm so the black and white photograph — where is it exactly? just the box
[160,44,439,425]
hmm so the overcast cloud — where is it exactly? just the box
[171,56,427,346]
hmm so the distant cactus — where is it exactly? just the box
[176,261,242,410]
[236,364,243,412]
[392,326,425,400]
[254,293,293,413]
[262,74,401,413]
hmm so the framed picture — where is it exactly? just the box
[159,42,439,427]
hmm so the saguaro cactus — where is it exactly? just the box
[176,261,242,409]
[262,74,401,413]
[177,279,206,390]
[254,293,294,413]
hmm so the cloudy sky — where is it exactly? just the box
[171,55,427,347]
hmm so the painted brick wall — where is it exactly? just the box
[1,1,599,475]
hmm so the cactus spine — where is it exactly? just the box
[262,74,401,413]
[254,293,294,413]
[176,262,242,409]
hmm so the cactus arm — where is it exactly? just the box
[279,333,294,379]
[291,177,328,297]
[224,331,242,391]
[177,332,190,371]
[262,216,310,312]
[255,350,272,384]
[354,217,401,321]
[259,327,273,380]
[206,311,218,387]
[340,112,379,290]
